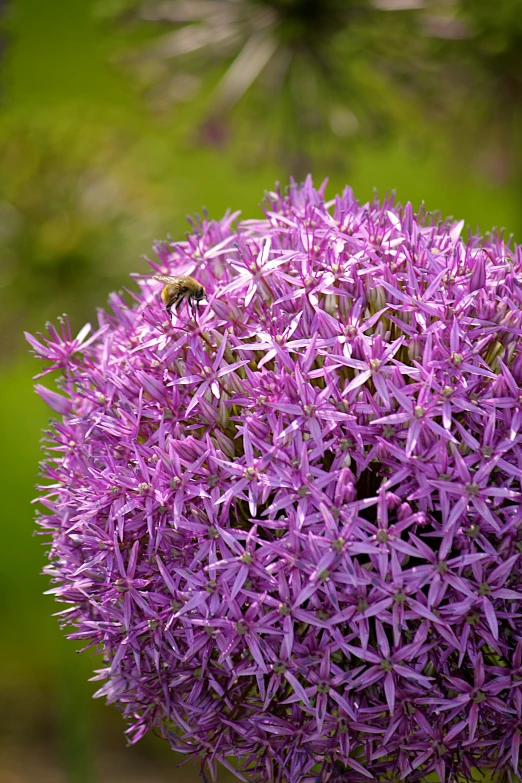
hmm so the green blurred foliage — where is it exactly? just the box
[0,0,520,780]
[422,0,522,185]
[0,116,164,353]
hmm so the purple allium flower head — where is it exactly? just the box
[28,178,522,783]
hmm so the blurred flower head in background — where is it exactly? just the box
[104,0,432,169]
[99,0,522,182]
[30,178,522,783]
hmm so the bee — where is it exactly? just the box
[153,275,206,315]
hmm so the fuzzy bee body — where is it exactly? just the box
[153,275,205,315]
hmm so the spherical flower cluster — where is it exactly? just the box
[29,177,522,783]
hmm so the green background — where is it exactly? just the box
[0,1,519,780]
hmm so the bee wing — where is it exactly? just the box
[153,275,180,284]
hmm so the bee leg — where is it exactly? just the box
[166,296,181,317]
[175,294,186,312]
[166,293,183,315]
